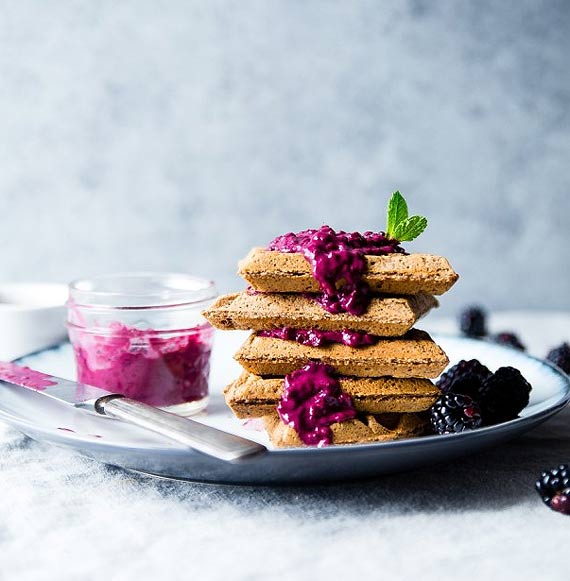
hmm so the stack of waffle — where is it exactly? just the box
[204,247,458,447]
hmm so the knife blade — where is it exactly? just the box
[0,361,266,462]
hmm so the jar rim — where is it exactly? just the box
[69,272,217,309]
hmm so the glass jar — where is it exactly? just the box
[67,273,217,416]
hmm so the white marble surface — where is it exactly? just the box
[0,311,569,581]
[0,1,569,313]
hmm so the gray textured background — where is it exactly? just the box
[0,0,569,314]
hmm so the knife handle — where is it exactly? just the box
[95,395,266,462]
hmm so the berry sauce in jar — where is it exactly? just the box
[67,273,217,416]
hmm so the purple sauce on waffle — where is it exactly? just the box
[258,327,377,347]
[267,225,404,315]
[277,361,356,446]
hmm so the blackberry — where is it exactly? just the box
[535,465,570,515]
[430,393,483,434]
[492,332,526,351]
[436,359,492,400]
[459,306,487,338]
[546,343,570,374]
[479,366,532,425]
[550,492,570,515]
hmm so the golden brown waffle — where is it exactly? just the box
[224,371,440,419]
[234,329,448,378]
[264,412,429,447]
[238,248,458,296]
[203,292,438,336]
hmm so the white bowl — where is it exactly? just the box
[0,283,68,361]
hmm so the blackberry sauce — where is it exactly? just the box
[268,225,404,315]
[258,327,377,347]
[277,361,356,446]
[0,362,57,390]
[69,322,213,407]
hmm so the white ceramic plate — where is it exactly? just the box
[0,332,568,484]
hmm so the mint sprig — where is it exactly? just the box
[385,191,427,242]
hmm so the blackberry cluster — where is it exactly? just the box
[536,465,570,515]
[492,332,526,351]
[459,306,487,338]
[458,306,526,351]
[478,367,531,424]
[436,359,491,399]
[430,359,532,434]
[546,343,570,374]
[430,393,482,434]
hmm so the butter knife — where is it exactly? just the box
[0,361,266,462]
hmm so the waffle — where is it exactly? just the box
[238,248,458,296]
[224,371,439,419]
[203,291,438,336]
[264,412,430,447]
[234,329,448,378]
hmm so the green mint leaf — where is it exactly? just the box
[393,215,428,242]
[386,191,408,238]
